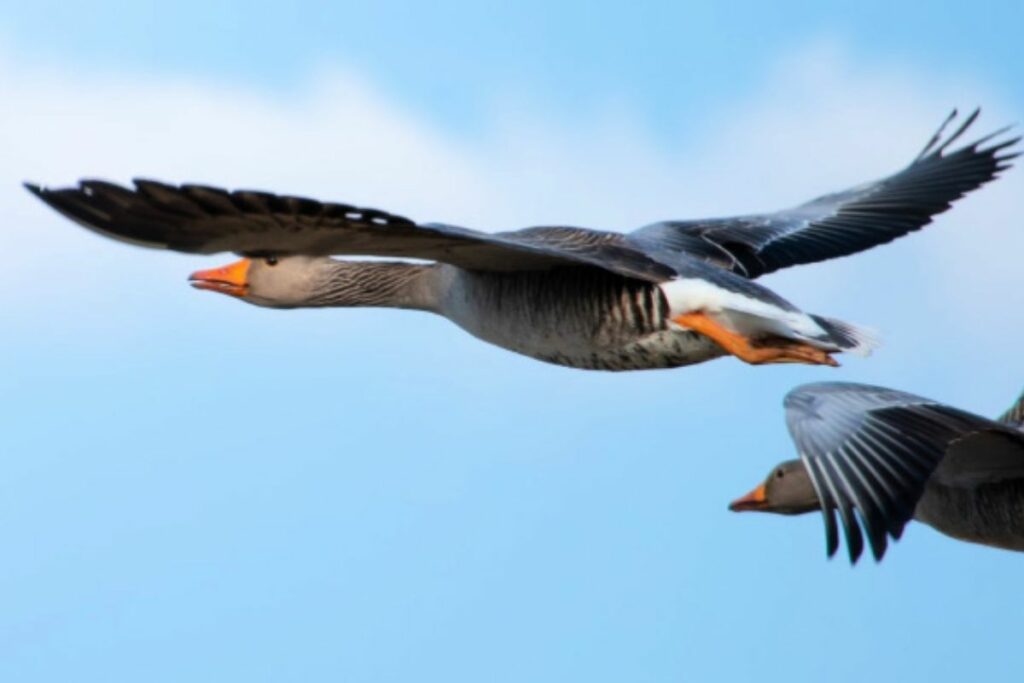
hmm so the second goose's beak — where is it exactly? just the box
[189,258,251,298]
[729,483,768,512]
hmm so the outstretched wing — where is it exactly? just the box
[783,382,1014,564]
[630,110,1019,278]
[25,180,673,282]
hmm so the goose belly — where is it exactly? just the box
[437,268,724,371]
[530,329,724,371]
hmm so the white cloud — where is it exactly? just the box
[2,39,1021,406]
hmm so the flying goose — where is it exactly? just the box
[730,382,1024,563]
[26,110,1017,371]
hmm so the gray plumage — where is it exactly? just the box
[24,110,1018,370]
[770,382,1024,563]
[241,257,721,370]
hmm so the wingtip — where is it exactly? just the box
[865,530,889,564]
[996,136,1022,155]
[914,106,1008,161]
[824,509,839,559]
[844,520,865,565]
[23,181,43,196]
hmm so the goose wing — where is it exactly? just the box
[997,388,1024,428]
[932,387,1024,487]
[629,110,1019,278]
[933,431,1024,488]
[25,180,674,282]
[783,381,1016,563]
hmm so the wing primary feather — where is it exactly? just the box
[865,418,937,477]
[802,455,840,558]
[997,388,1024,426]
[933,107,981,157]
[630,108,1016,279]
[132,178,207,219]
[969,125,1017,152]
[180,184,243,216]
[915,108,958,161]
[846,430,917,537]
[828,458,865,564]
[833,441,892,560]
[820,453,865,564]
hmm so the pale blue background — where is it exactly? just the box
[2,3,1023,681]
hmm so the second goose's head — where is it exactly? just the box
[729,459,820,515]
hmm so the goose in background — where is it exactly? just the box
[730,382,1024,563]
[27,110,1017,371]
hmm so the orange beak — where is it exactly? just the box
[189,258,251,298]
[729,483,768,512]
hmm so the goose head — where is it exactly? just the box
[729,459,820,515]
[189,256,333,308]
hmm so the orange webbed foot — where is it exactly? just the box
[672,312,839,367]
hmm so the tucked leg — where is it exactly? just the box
[672,312,839,367]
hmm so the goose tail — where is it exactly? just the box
[808,315,880,358]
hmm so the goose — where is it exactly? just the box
[729,382,1024,563]
[26,110,1017,371]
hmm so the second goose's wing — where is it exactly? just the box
[932,387,1024,487]
[26,181,673,282]
[629,110,1018,278]
[783,382,1011,563]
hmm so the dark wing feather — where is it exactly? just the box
[997,388,1024,427]
[933,431,1024,487]
[784,382,1012,564]
[25,179,674,282]
[629,109,1019,278]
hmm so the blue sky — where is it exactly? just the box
[2,2,1024,681]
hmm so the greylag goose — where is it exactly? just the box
[26,110,1017,371]
[730,382,1024,563]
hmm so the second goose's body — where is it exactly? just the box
[915,431,1024,551]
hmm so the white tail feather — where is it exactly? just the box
[808,315,880,357]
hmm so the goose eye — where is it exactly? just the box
[265,257,279,266]
[775,468,785,479]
